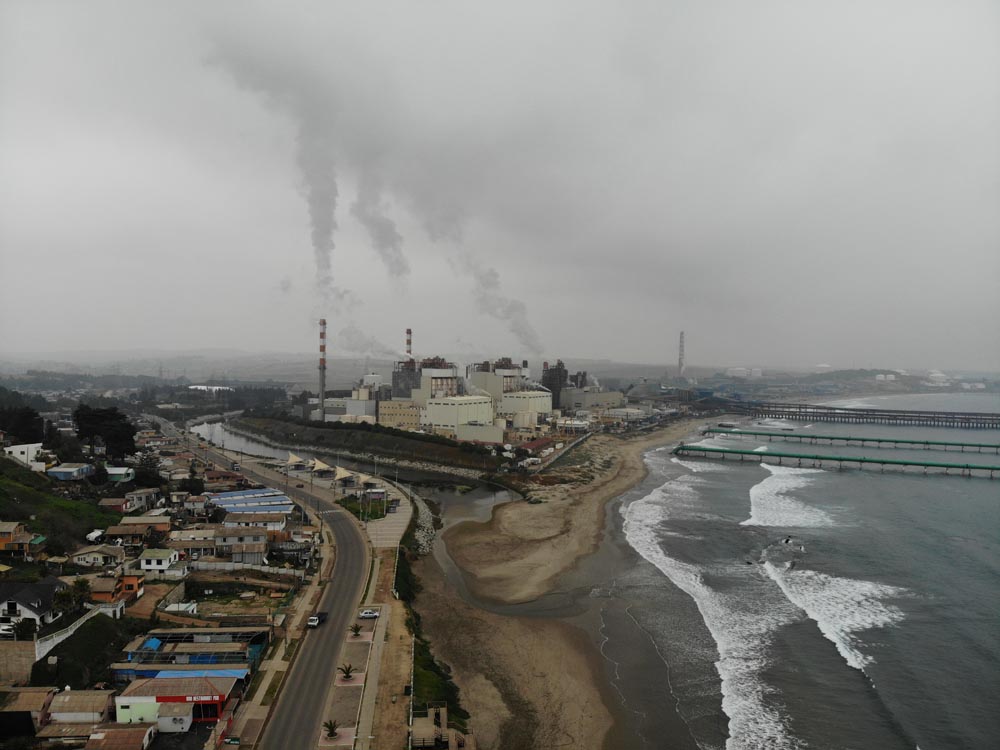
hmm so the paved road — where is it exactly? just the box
[148,416,370,749]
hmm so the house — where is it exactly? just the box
[137,548,179,571]
[124,489,159,513]
[105,467,136,483]
[183,495,209,516]
[1,521,47,558]
[71,544,126,568]
[0,577,67,629]
[115,676,236,729]
[167,527,219,559]
[85,724,157,750]
[89,576,125,605]
[47,463,96,481]
[215,528,267,565]
[223,512,287,533]
[98,497,131,514]
[121,573,145,601]
[118,516,171,534]
[112,626,270,684]
[0,686,57,738]
[104,525,150,548]
[3,443,45,470]
[48,689,114,724]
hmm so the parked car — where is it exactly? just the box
[307,611,329,628]
[358,609,379,619]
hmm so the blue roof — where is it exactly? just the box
[142,637,163,651]
[210,488,284,500]
[221,505,294,514]
[153,669,249,679]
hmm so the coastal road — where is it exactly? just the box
[148,417,371,749]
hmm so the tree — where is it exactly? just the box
[337,663,355,680]
[134,449,162,487]
[89,463,109,486]
[53,587,76,616]
[349,624,362,638]
[0,406,44,443]
[71,577,92,610]
[73,404,136,459]
[14,618,36,640]
[323,720,339,738]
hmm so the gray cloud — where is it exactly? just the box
[0,1,997,371]
[337,323,404,359]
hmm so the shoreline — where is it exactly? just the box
[413,418,706,749]
[444,419,703,605]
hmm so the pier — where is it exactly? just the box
[673,444,1000,478]
[744,402,1000,429]
[703,428,1000,453]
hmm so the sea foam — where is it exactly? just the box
[741,464,834,528]
[624,480,805,749]
[764,563,907,671]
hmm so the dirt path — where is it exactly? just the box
[369,548,411,749]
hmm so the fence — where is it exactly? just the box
[35,607,106,660]
[190,560,306,580]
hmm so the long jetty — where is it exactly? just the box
[703,428,1000,453]
[673,445,1000,478]
[744,402,1000,429]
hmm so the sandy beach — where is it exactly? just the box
[446,421,700,605]
[412,419,702,749]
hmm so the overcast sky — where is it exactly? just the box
[1,1,998,372]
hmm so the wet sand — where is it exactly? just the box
[412,420,702,749]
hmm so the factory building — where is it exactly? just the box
[378,400,420,430]
[423,395,504,443]
[499,391,552,421]
[410,358,462,407]
[541,360,568,407]
[558,387,626,411]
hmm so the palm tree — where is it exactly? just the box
[349,624,362,637]
[338,663,355,680]
[323,719,339,738]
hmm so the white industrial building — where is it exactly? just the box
[500,391,552,417]
[424,395,495,432]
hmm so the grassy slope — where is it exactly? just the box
[0,457,121,554]
[29,614,143,688]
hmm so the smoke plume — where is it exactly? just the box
[351,169,409,278]
[456,256,544,355]
[338,323,404,359]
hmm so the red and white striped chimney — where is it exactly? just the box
[406,328,413,359]
[318,318,327,421]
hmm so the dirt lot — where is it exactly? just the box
[124,583,172,619]
[370,548,411,750]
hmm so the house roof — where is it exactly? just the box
[98,498,126,507]
[89,577,121,593]
[37,722,101,739]
[139,548,175,560]
[0,577,66,613]
[49,690,114,715]
[0,521,23,533]
[119,676,236,699]
[104,525,147,536]
[119,516,169,525]
[0,686,56,712]
[224,512,287,524]
[85,724,155,750]
[72,545,125,559]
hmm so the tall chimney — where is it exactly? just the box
[678,331,686,379]
[318,318,327,422]
[406,328,413,360]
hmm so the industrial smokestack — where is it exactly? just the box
[406,328,413,360]
[678,331,686,379]
[319,318,327,422]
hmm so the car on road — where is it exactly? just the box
[358,609,379,619]
[296,483,305,488]
[307,611,328,628]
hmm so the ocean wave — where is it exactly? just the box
[671,457,731,473]
[623,483,805,749]
[741,464,835,528]
[763,562,907,671]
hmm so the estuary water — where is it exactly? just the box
[617,393,1000,750]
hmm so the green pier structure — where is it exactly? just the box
[743,402,1000,429]
[703,428,1000,454]
[672,444,1000,478]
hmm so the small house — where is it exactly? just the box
[47,463,95,481]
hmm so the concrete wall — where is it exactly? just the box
[35,608,106,660]
[116,699,159,725]
[156,581,187,610]
[0,639,37,682]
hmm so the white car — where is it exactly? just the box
[358,609,379,619]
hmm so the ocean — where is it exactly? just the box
[616,393,1000,750]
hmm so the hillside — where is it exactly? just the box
[0,457,121,555]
